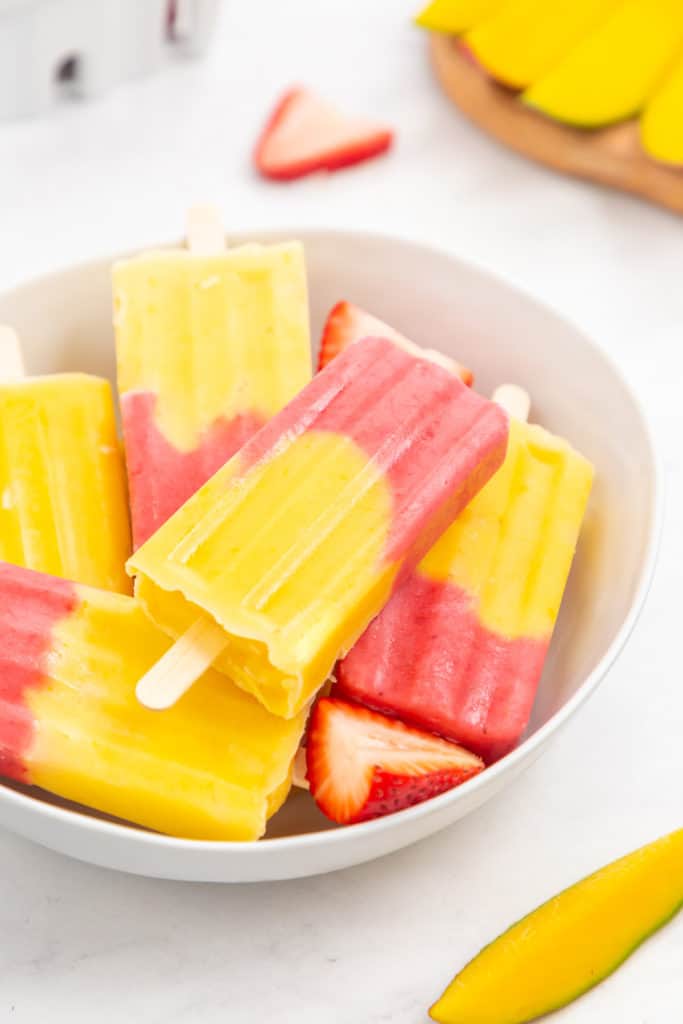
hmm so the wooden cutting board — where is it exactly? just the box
[429,33,683,216]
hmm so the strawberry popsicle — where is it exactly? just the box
[0,561,305,840]
[337,385,593,762]
[113,209,312,547]
[130,336,509,716]
[0,327,131,593]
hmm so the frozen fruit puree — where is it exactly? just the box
[338,417,593,761]
[0,561,305,840]
[0,373,131,593]
[114,241,312,547]
[129,336,509,718]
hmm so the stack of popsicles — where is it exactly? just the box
[0,208,594,839]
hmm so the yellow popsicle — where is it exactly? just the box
[0,373,131,593]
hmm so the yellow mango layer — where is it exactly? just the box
[416,0,503,35]
[131,432,396,718]
[26,588,305,841]
[466,0,622,90]
[419,418,593,638]
[113,243,312,452]
[0,375,131,593]
[524,0,683,127]
[641,53,683,164]
[431,828,683,1024]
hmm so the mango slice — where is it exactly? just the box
[523,0,683,127]
[466,0,623,90]
[431,828,683,1024]
[416,0,504,35]
[641,53,683,165]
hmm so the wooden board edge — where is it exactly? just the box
[429,34,683,216]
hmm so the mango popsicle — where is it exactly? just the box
[114,209,312,548]
[0,561,305,840]
[337,385,593,762]
[0,328,131,593]
[130,336,510,717]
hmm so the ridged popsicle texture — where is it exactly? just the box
[129,336,509,718]
[0,375,131,593]
[338,419,594,761]
[114,242,312,548]
[0,562,305,840]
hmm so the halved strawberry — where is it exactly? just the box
[254,88,394,182]
[306,698,483,825]
[318,301,474,386]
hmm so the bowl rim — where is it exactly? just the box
[0,226,664,860]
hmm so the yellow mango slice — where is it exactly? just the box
[524,0,683,127]
[641,52,683,164]
[416,0,503,35]
[431,828,683,1024]
[466,0,623,90]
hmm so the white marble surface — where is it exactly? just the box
[0,1,681,1020]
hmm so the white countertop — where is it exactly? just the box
[0,1,681,1020]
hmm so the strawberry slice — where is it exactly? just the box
[254,88,394,181]
[306,698,483,825]
[318,301,474,385]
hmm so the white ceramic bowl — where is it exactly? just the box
[0,230,661,882]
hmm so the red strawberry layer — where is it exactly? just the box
[121,391,266,548]
[0,563,78,782]
[237,336,508,566]
[337,572,548,763]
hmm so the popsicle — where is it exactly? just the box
[113,206,312,548]
[0,561,305,840]
[337,385,594,762]
[129,335,510,717]
[0,327,131,593]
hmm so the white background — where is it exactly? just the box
[0,1,681,1021]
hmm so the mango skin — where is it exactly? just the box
[431,828,683,1024]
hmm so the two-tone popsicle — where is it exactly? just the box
[130,335,510,717]
[337,385,594,762]
[114,207,312,548]
[0,561,305,840]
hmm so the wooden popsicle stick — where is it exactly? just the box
[186,203,226,256]
[492,384,530,423]
[136,205,232,711]
[291,747,310,790]
[136,615,229,709]
[0,325,26,380]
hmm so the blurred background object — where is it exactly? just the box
[0,0,220,119]
[418,0,683,214]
